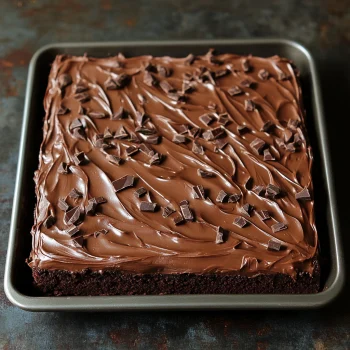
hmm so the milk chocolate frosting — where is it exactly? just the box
[28,50,318,276]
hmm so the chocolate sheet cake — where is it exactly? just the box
[28,50,320,295]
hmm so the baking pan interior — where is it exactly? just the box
[8,40,337,303]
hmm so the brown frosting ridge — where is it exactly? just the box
[28,50,318,276]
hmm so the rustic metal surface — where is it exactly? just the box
[0,0,349,348]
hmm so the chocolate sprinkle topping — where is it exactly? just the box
[234,216,248,228]
[140,202,157,212]
[250,138,266,155]
[112,175,135,192]
[271,222,288,233]
[58,198,70,212]
[193,185,206,199]
[162,205,176,218]
[228,86,242,96]
[197,169,215,178]
[244,99,255,112]
[295,187,311,201]
[256,210,270,221]
[215,226,225,244]
[268,239,281,251]
[134,187,147,198]
[58,162,69,174]
[241,203,253,216]
[216,190,228,203]
[43,215,56,229]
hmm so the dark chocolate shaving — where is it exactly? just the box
[178,124,189,134]
[114,126,129,139]
[157,65,172,77]
[143,135,160,145]
[284,129,293,143]
[202,127,225,141]
[271,222,288,233]
[242,59,250,72]
[287,119,299,131]
[104,128,113,139]
[237,125,250,134]
[139,143,155,156]
[188,126,201,138]
[215,69,230,78]
[73,236,84,248]
[112,175,135,192]
[241,79,253,88]
[295,187,311,201]
[135,126,157,135]
[135,111,147,126]
[134,187,147,198]
[214,138,228,152]
[75,83,88,93]
[184,53,196,65]
[179,199,189,206]
[261,121,274,133]
[72,128,85,140]
[286,143,296,153]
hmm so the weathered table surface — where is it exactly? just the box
[1,1,349,349]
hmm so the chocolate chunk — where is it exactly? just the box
[157,65,172,77]
[197,169,215,178]
[214,138,228,151]
[139,143,155,156]
[159,80,176,94]
[43,215,56,228]
[93,134,104,148]
[287,119,299,131]
[73,236,84,248]
[128,131,141,143]
[135,126,157,135]
[112,175,135,192]
[284,129,293,143]
[266,184,281,198]
[114,126,129,139]
[134,187,147,198]
[263,148,275,161]
[140,201,157,212]
[184,53,196,65]
[215,226,225,244]
[168,92,187,102]
[179,199,189,206]
[94,229,108,238]
[275,137,286,149]
[58,74,72,89]
[172,134,188,144]
[234,216,248,228]
[258,69,269,80]
[188,126,201,138]
[173,215,185,225]
[116,74,131,89]
[135,111,147,126]
[286,143,296,152]
[228,86,242,96]
[268,239,281,251]
[250,138,266,155]
[74,92,90,103]
[64,206,82,226]
[143,135,160,145]
[85,200,97,216]
[72,152,86,165]
[180,204,194,221]
[228,194,241,203]
[104,128,113,139]
[277,70,289,81]
[182,80,195,93]
[261,121,274,133]
[199,69,216,85]
[69,188,82,199]
[215,69,230,78]
[257,210,270,221]
[202,127,225,141]
[271,222,288,233]
[149,153,163,165]
[252,185,265,196]
[199,113,214,126]
[193,185,206,199]
[144,71,158,86]
[111,106,126,120]
[162,205,176,218]
[192,141,204,155]
[242,59,250,72]
[241,79,253,88]
[178,124,189,134]
[244,99,255,112]
[58,162,70,174]
[237,125,250,134]
[70,118,83,130]
[67,226,80,237]
[216,190,228,203]
[126,145,139,156]
[217,113,230,126]
[294,133,303,147]
[57,105,69,115]
[73,127,86,140]
[106,154,122,166]
[295,187,311,201]
[93,197,107,205]
[75,83,88,93]
[58,198,70,212]
[241,203,253,216]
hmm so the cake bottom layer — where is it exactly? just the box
[32,263,320,296]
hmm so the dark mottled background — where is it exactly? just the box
[1,0,349,349]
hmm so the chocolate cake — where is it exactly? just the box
[28,50,320,296]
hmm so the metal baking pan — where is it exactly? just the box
[4,39,344,311]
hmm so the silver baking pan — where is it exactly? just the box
[4,39,344,311]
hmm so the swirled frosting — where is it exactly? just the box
[28,50,318,276]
